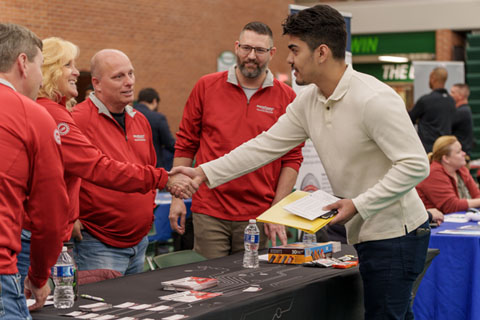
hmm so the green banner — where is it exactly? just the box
[351,32,435,55]
[354,63,414,82]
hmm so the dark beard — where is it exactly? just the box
[237,58,266,79]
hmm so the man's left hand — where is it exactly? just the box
[323,199,357,225]
[264,223,287,246]
[24,276,50,311]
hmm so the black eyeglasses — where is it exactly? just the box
[238,44,272,56]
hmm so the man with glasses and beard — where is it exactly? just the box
[169,21,303,259]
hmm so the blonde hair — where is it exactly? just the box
[428,135,458,163]
[38,37,79,109]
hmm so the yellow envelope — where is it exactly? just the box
[256,190,334,234]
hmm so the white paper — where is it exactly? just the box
[283,190,340,220]
[147,305,172,311]
[162,315,188,320]
[259,254,269,262]
[26,299,53,307]
[443,214,470,223]
[128,303,152,310]
[92,315,117,320]
[79,302,106,309]
[114,302,136,308]
[76,314,99,319]
[438,229,480,236]
[64,311,85,317]
[243,286,262,292]
[27,295,53,307]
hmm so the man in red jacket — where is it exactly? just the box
[0,23,69,315]
[72,49,165,275]
[169,22,303,259]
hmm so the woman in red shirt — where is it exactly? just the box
[416,135,480,213]
[17,38,194,287]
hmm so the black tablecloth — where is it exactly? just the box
[33,244,363,320]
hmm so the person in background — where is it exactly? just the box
[451,83,474,156]
[134,87,176,170]
[71,49,195,275]
[169,21,304,259]
[0,23,69,314]
[409,67,456,153]
[83,84,93,101]
[416,135,480,213]
[171,5,430,319]
[16,38,196,287]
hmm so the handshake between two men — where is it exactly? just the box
[166,166,293,248]
[167,166,206,199]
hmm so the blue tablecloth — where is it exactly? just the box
[149,192,192,242]
[413,219,480,320]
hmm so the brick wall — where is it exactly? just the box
[436,30,466,61]
[0,0,294,133]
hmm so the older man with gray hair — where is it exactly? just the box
[72,49,196,275]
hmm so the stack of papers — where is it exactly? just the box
[283,190,340,220]
[161,276,218,291]
[256,190,338,234]
[443,213,470,223]
[160,291,222,303]
[438,224,480,236]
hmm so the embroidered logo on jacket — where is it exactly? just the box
[256,105,275,114]
[53,129,61,145]
[57,122,70,136]
[133,134,146,142]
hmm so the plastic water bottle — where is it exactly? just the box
[243,219,260,268]
[303,232,316,244]
[65,243,78,300]
[52,246,75,309]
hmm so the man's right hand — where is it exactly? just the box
[166,172,198,199]
[169,197,187,234]
[428,208,444,225]
[24,276,50,311]
[71,220,84,241]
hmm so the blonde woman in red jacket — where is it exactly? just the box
[17,38,195,287]
[416,135,480,213]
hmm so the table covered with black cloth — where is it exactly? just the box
[33,244,363,320]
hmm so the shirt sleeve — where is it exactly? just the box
[69,106,168,190]
[352,91,430,219]
[65,117,167,191]
[25,110,69,288]
[278,90,304,171]
[201,103,309,188]
[409,97,424,123]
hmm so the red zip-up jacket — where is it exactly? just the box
[0,81,68,288]
[416,161,480,213]
[176,68,303,221]
[24,97,168,241]
[71,95,158,247]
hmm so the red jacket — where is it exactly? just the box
[416,161,480,213]
[0,82,68,288]
[25,97,168,241]
[175,68,303,221]
[72,96,158,247]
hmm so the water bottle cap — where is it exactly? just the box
[249,219,256,224]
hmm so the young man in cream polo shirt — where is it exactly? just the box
[171,5,430,320]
